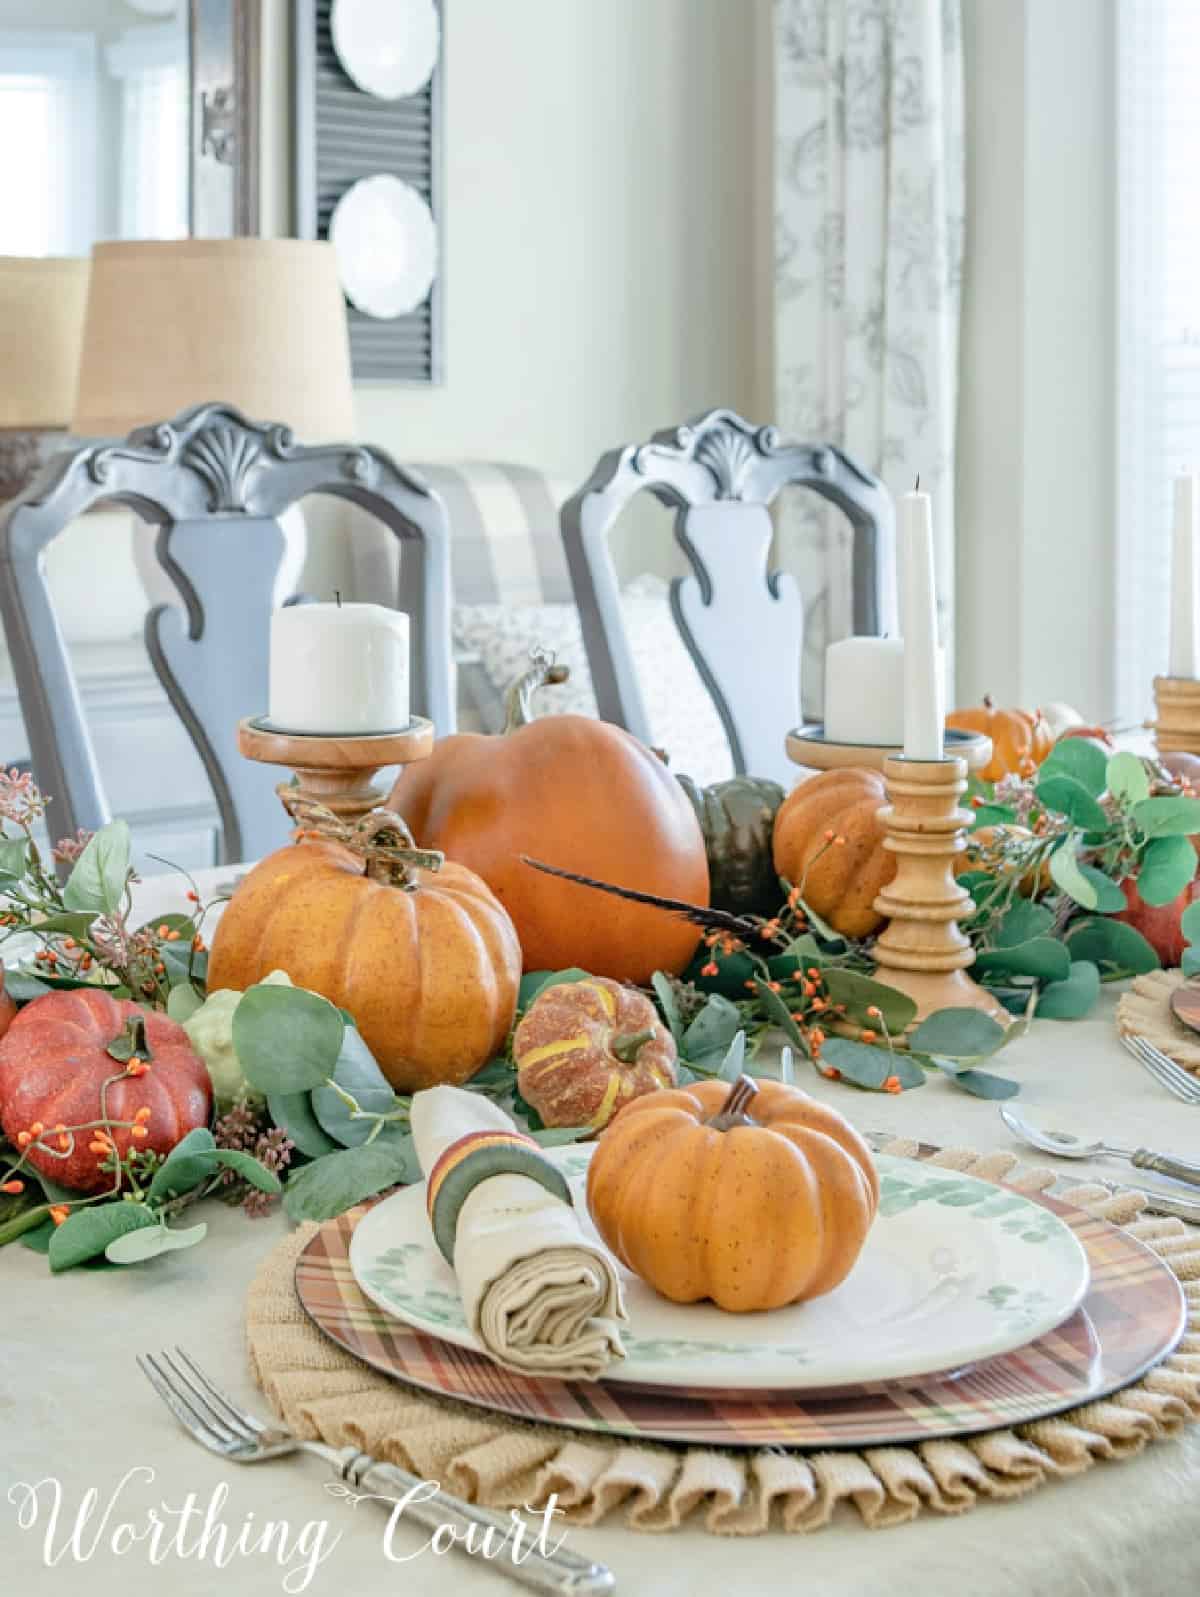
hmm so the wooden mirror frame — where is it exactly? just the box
[0,0,262,501]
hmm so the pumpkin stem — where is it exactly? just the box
[705,1074,759,1131]
[504,647,571,732]
[982,693,995,709]
[356,811,445,890]
[611,1028,657,1064]
[107,1014,154,1065]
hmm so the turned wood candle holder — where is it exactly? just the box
[1150,676,1200,757]
[870,754,1008,1025]
[785,724,993,775]
[237,716,435,826]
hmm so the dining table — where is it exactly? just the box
[3,861,1200,1597]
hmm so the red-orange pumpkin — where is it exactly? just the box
[513,976,677,1130]
[0,991,211,1192]
[388,657,709,981]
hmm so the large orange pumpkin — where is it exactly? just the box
[0,990,211,1192]
[207,813,521,1093]
[387,657,709,981]
[514,976,677,1130]
[771,767,894,938]
[946,696,1053,783]
[587,1076,879,1313]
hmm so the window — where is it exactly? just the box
[0,33,96,256]
[1116,0,1200,724]
[106,25,188,242]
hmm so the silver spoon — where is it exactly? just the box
[999,1105,1200,1189]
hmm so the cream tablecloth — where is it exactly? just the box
[3,866,1200,1596]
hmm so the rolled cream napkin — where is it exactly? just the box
[409,1085,628,1380]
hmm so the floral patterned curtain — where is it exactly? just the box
[774,0,965,716]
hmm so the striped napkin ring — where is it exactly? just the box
[425,1128,574,1264]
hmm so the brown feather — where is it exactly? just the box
[518,856,775,948]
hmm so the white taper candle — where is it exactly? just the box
[1169,472,1199,679]
[900,485,944,760]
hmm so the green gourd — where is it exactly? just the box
[676,774,787,918]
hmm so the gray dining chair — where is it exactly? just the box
[560,408,897,785]
[0,402,454,865]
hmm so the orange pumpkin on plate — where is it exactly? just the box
[514,976,677,1130]
[946,696,1053,783]
[207,814,521,1094]
[587,1076,879,1312]
[387,657,709,982]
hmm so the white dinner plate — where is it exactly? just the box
[349,1146,1092,1392]
[331,0,440,100]
[329,175,438,320]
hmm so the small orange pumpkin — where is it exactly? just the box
[514,976,677,1130]
[771,767,894,938]
[587,1076,879,1312]
[946,696,1053,783]
[207,812,521,1094]
[958,823,1049,897]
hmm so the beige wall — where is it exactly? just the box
[957,0,1116,717]
[264,0,773,537]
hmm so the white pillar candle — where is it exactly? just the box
[824,637,906,744]
[900,487,944,760]
[268,602,410,734]
[1169,472,1199,678]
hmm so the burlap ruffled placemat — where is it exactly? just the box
[245,1140,1200,1534]
[1116,969,1200,1073]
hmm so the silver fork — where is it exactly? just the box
[1121,1034,1200,1105]
[137,1348,614,1595]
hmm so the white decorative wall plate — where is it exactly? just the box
[331,0,440,100]
[329,174,438,320]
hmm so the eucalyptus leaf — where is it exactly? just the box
[145,1127,218,1203]
[528,1126,589,1147]
[48,1202,158,1272]
[716,1031,747,1082]
[970,803,1016,828]
[105,1219,207,1265]
[821,968,917,1033]
[211,1149,282,1194]
[1134,835,1197,907]
[157,942,208,990]
[26,911,101,939]
[517,968,592,1011]
[993,900,1054,947]
[1036,959,1101,1020]
[1038,738,1108,796]
[1132,795,1200,839]
[947,1067,1021,1100]
[165,982,204,1023]
[682,993,743,1066]
[1036,774,1109,831]
[1076,864,1127,913]
[265,1091,339,1158]
[1106,751,1152,805]
[62,820,131,916]
[232,983,344,1095]
[908,1007,1007,1060]
[283,1141,417,1223]
[1182,900,1200,945]
[1,969,50,1001]
[752,979,808,1054]
[1065,916,1160,976]
[651,972,683,1044]
[19,1219,54,1254]
[0,836,29,877]
[1048,841,1099,909]
[819,1038,925,1091]
[1182,947,1200,978]
[974,937,1071,983]
[311,1025,400,1147]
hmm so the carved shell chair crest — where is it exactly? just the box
[0,403,454,866]
[560,408,897,787]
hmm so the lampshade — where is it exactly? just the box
[0,257,90,428]
[71,239,355,442]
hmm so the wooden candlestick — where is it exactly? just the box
[237,716,434,825]
[1150,676,1200,756]
[870,754,1007,1025]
